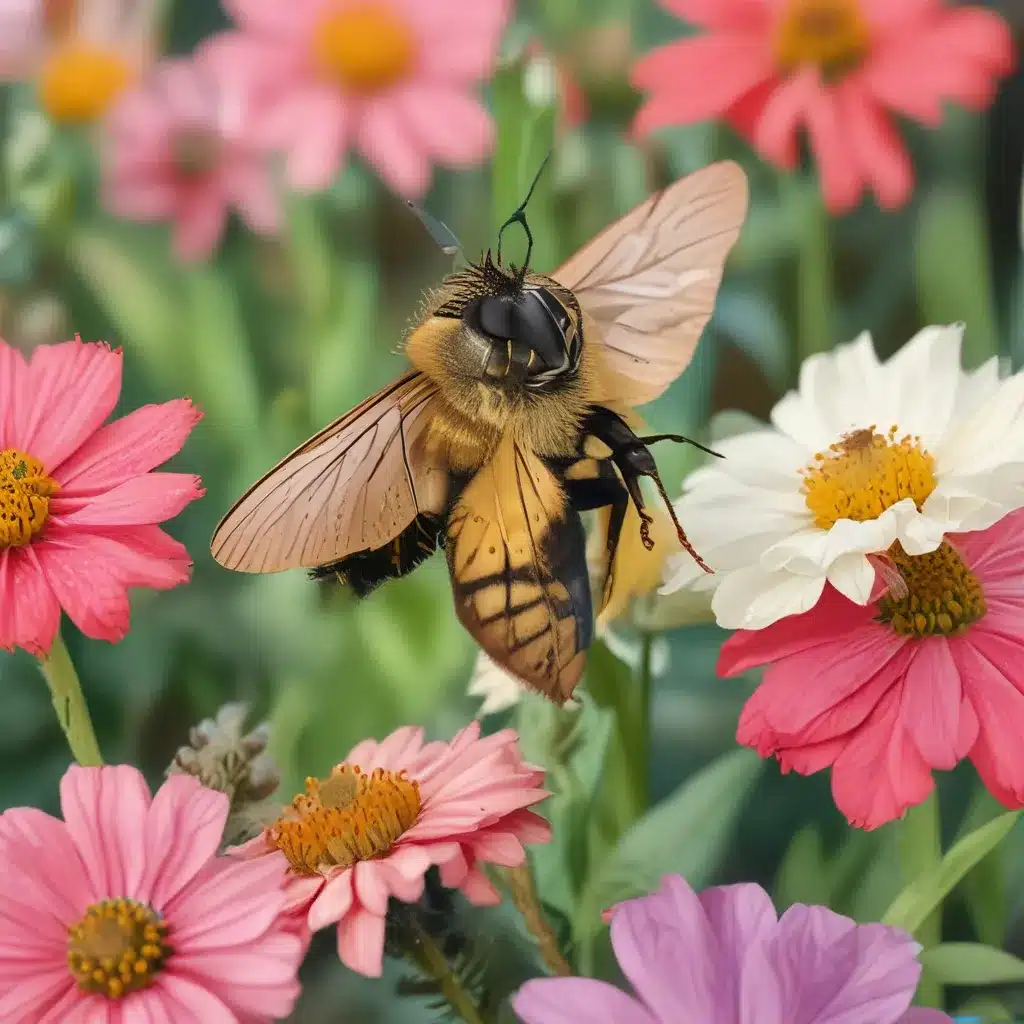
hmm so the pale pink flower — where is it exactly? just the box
[631,0,1015,212]
[720,508,1024,830]
[104,41,281,261]
[233,721,551,977]
[0,335,204,655]
[0,764,305,1023]
[215,0,509,197]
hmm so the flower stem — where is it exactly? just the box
[409,920,487,1024]
[635,630,654,811]
[899,793,942,1009]
[504,863,573,977]
[37,632,103,767]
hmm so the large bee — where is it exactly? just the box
[211,161,748,703]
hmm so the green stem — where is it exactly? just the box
[634,630,653,812]
[37,632,103,767]
[899,794,943,1009]
[409,921,488,1024]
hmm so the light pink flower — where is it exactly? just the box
[631,0,1015,212]
[104,41,281,261]
[0,335,204,655]
[0,764,305,1023]
[719,508,1024,829]
[215,0,509,197]
[233,721,551,977]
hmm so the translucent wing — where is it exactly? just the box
[554,160,748,407]
[211,371,444,574]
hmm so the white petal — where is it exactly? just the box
[936,371,1024,475]
[467,652,525,716]
[826,552,876,605]
[923,470,1024,535]
[710,565,827,630]
[952,355,1001,422]
[685,430,811,496]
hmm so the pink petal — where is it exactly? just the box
[0,549,61,655]
[356,99,432,198]
[222,0,313,38]
[655,0,770,30]
[752,68,818,170]
[20,340,122,471]
[804,81,865,213]
[336,906,386,977]
[408,0,508,82]
[459,864,500,905]
[173,184,230,262]
[103,176,179,222]
[53,474,204,526]
[227,160,281,235]
[353,860,391,916]
[56,399,202,495]
[355,724,425,770]
[0,339,29,449]
[308,870,354,931]
[261,87,350,192]
[0,969,75,1024]
[395,86,494,165]
[857,0,940,30]
[514,979,657,1024]
[150,975,236,1023]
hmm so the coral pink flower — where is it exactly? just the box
[233,721,551,977]
[0,764,305,1023]
[104,41,281,261]
[720,508,1024,829]
[0,335,203,655]
[215,0,509,197]
[631,0,1015,212]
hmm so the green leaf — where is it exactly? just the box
[920,943,1024,987]
[882,811,1020,935]
[774,826,829,911]
[284,191,334,327]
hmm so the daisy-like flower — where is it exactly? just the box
[662,324,1024,630]
[2,0,162,126]
[0,764,305,1022]
[103,41,281,261]
[720,507,1024,829]
[233,721,551,977]
[215,0,509,196]
[513,873,949,1023]
[630,0,1014,212]
[0,335,203,655]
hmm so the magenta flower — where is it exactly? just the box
[0,764,305,1023]
[514,874,949,1023]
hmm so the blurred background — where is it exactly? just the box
[3,0,1024,1019]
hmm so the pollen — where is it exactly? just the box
[802,426,936,531]
[878,542,987,637]
[0,449,58,548]
[311,2,416,93]
[268,763,421,875]
[774,0,870,78]
[67,899,170,999]
[39,43,134,124]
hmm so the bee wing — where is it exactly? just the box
[445,437,592,703]
[554,160,748,406]
[211,371,444,573]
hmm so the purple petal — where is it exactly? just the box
[896,1012,954,1023]
[512,978,657,1024]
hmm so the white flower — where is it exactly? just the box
[662,324,1024,630]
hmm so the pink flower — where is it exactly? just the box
[0,764,305,1023]
[104,41,281,261]
[233,721,551,977]
[719,508,1024,829]
[0,335,204,655]
[215,0,509,197]
[631,0,1015,212]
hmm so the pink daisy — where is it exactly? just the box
[103,41,281,261]
[631,0,1015,212]
[0,335,204,655]
[214,0,509,197]
[0,764,305,1023]
[233,721,552,978]
[719,507,1024,830]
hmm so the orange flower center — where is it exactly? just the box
[311,2,416,93]
[39,43,134,124]
[67,899,170,1000]
[802,426,936,531]
[268,763,421,875]
[774,0,870,77]
[0,449,58,549]
[878,542,987,637]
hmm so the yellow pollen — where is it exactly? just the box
[268,763,421,875]
[39,43,134,124]
[0,449,58,548]
[802,425,936,531]
[878,542,987,637]
[67,899,170,1000]
[774,0,870,78]
[311,2,416,93]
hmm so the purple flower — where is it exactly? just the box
[513,875,953,1024]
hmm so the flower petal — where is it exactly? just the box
[53,473,204,526]
[356,98,432,198]
[513,979,657,1024]
[0,549,61,656]
[335,905,386,978]
[395,86,494,165]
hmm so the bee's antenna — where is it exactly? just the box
[497,150,552,287]
[406,201,462,257]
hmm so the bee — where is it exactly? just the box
[211,161,749,703]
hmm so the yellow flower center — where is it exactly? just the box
[878,542,987,637]
[311,2,416,93]
[0,449,58,549]
[39,43,134,124]
[774,0,870,77]
[67,899,170,1000]
[269,763,421,875]
[802,426,936,531]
